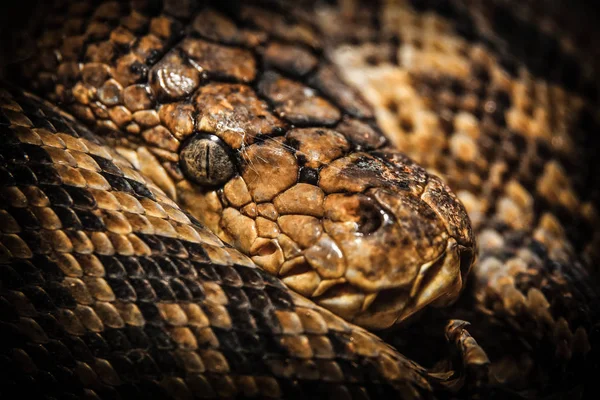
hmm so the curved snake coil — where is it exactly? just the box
[1,0,599,399]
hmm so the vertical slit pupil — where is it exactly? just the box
[180,133,237,186]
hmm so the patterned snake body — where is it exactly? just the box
[1,0,599,399]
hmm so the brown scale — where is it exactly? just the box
[257,71,342,126]
[263,42,319,78]
[0,86,488,400]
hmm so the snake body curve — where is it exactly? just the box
[1,0,599,399]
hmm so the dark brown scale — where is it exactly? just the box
[298,166,320,185]
[180,37,257,82]
[309,66,374,119]
[263,42,318,77]
[336,118,387,151]
[258,71,341,126]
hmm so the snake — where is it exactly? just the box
[0,0,599,399]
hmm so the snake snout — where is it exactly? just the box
[312,150,475,329]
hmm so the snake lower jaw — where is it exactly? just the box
[406,239,473,314]
[348,238,471,330]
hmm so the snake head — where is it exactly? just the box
[313,150,475,328]
[176,117,475,329]
[100,69,479,329]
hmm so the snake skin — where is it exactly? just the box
[7,0,482,331]
[0,86,481,399]
[1,0,600,399]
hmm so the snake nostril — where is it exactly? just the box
[325,193,392,236]
[357,202,388,235]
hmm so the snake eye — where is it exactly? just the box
[180,133,237,186]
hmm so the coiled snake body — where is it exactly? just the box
[0,0,599,399]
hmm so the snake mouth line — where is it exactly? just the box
[372,239,471,328]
